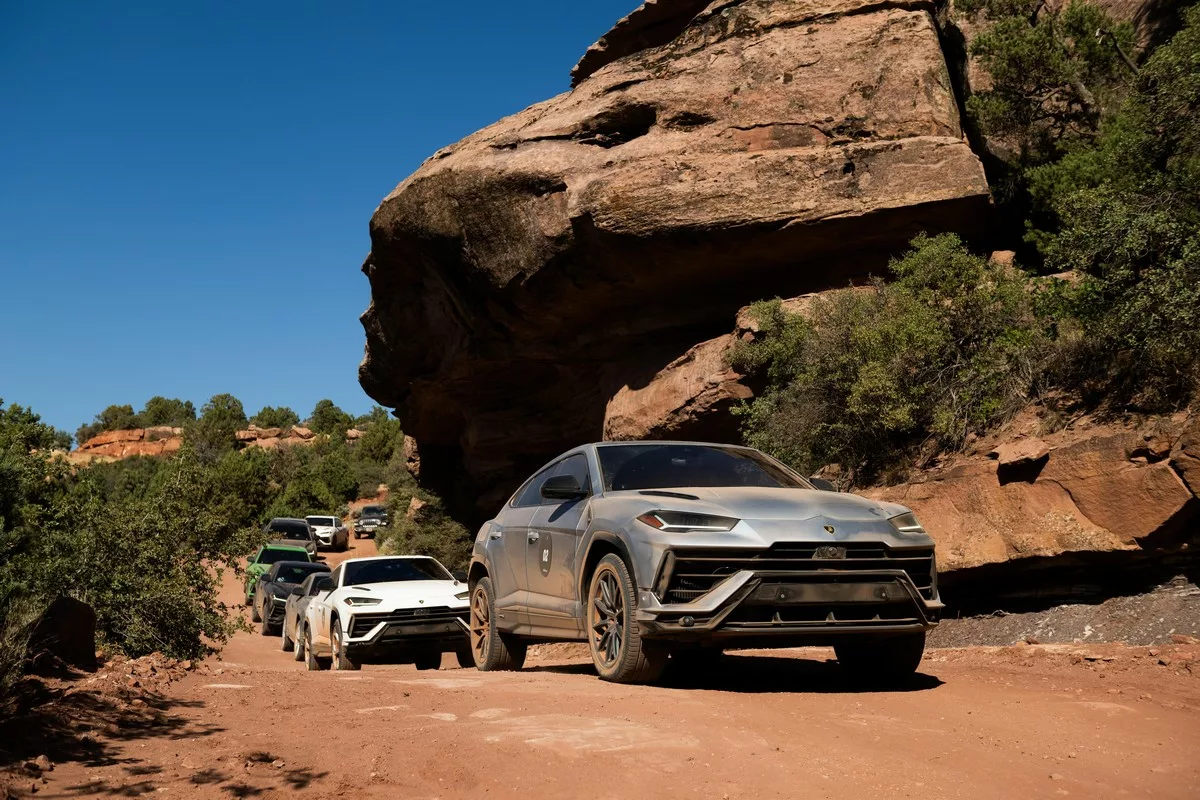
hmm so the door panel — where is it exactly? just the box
[486,505,535,631]
[524,453,592,634]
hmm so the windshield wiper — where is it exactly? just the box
[637,490,700,501]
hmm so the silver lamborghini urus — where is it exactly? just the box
[467,441,942,684]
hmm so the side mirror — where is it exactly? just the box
[290,585,304,596]
[452,570,468,582]
[809,477,837,492]
[541,474,586,500]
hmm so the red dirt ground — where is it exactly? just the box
[5,536,1198,799]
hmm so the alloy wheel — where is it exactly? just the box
[470,586,490,664]
[590,568,624,667]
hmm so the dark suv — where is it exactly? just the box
[355,504,389,539]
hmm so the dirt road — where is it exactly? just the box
[17,538,1200,799]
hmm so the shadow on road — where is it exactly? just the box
[528,652,943,693]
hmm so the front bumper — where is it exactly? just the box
[342,606,469,659]
[636,545,943,644]
[265,597,288,625]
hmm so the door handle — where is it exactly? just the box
[489,529,502,540]
[527,531,540,543]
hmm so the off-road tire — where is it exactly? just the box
[331,625,361,671]
[670,647,724,673]
[414,652,441,671]
[587,554,667,684]
[834,632,926,684]
[470,576,526,671]
[305,627,330,671]
[293,624,306,662]
[455,647,475,669]
[280,620,294,652]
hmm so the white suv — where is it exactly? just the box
[305,515,349,551]
[301,556,472,671]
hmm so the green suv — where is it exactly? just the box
[245,544,313,605]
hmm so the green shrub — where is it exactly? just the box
[376,456,471,570]
[249,406,300,429]
[308,399,353,436]
[733,234,1043,484]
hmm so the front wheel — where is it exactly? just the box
[293,625,306,662]
[250,599,261,624]
[834,632,926,684]
[470,577,526,671]
[260,619,275,636]
[331,624,361,671]
[280,620,294,652]
[587,554,667,684]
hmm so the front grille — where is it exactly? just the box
[348,606,467,638]
[660,543,936,603]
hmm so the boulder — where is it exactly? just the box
[235,428,259,442]
[29,596,97,672]
[866,427,1197,573]
[990,437,1051,467]
[79,429,143,450]
[288,426,314,440]
[360,0,991,519]
[603,334,751,442]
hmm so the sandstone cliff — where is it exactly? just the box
[360,0,993,515]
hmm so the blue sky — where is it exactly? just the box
[0,0,635,437]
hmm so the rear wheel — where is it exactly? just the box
[414,652,441,671]
[587,554,667,684]
[834,632,926,684]
[293,624,306,662]
[305,627,330,671]
[470,576,526,671]
[331,625,360,671]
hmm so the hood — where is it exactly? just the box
[606,486,907,522]
[338,579,466,608]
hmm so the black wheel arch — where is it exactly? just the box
[578,532,638,603]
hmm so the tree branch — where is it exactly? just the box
[1098,28,1140,75]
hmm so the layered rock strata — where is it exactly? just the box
[360,0,992,516]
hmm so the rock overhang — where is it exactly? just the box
[359,0,994,520]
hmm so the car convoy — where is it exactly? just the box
[245,441,942,685]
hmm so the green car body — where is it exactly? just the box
[245,544,312,604]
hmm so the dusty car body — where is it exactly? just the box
[467,441,941,683]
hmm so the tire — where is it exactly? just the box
[260,618,275,636]
[455,647,474,669]
[280,619,294,652]
[414,652,441,671]
[305,627,330,671]
[587,554,667,684]
[670,647,724,673]
[331,624,361,671]
[834,632,926,684]
[250,599,261,624]
[469,576,526,671]
[293,624,306,662]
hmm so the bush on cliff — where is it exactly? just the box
[249,405,300,429]
[75,396,196,444]
[732,234,1044,485]
[1030,4,1200,409]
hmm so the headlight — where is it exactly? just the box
[345,596,382,606]
[636,511,739,532]
[889,511,926,535]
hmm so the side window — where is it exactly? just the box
[513,466,554,508]
[328,565,342,588]
[551,454,592,497]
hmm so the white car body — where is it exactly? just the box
[305,515,350,551]
[303,556,470,669]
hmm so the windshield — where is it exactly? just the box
[361,506,386,516]
[268,519,309,536]
[597,444,809,492]
[306,517,337,527]
[272,563,329,584]
[256,548,310,565]
[275,529,311,542]
[342,558,451,586]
